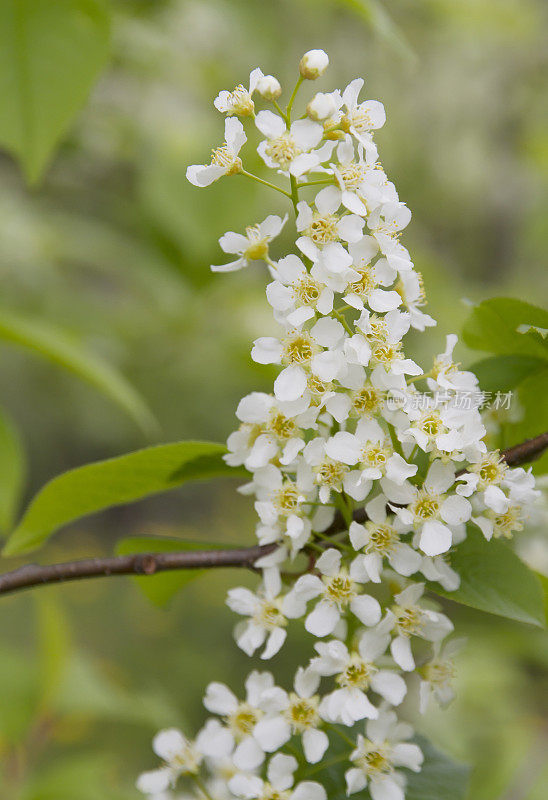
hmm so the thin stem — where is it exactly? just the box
[273,100,289,124]
[194,775,216,800]
[297,178,336,189]
[388,424,404,458]
[286,76,304,122]
[332,308,354,336]
[289,174,300,216]
[325,722,356,749]
[240,170,291,198]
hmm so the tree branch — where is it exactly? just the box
[0,432,546,600]
[0,544,277,597]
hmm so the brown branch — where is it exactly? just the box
[0,544,277,597]
[0,432,546,600]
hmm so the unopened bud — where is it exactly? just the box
[299,49,329,80]
[257,75,282,101]
[307,92,337,121]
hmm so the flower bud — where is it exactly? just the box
[306,92,337,121]
[256,75,282,101]
[299,49,329,80]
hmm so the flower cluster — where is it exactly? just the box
[137,50,540,800]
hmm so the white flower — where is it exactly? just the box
[326,417,417,485]
[349,494,422,583]
[214,68,264,116]
[253,667,329,763]
[255,111,328,177]
[136,729,203,795]
[344,244,402,313]
[427,334,479,393]
[389,583,454,671]
[251,317,347,402]
[345,711,423,800]
[212,215,287,272]
[296,188,364,261]
[250,463,314,550]
[284,548,381,636]
[230,753,326,800]
[420,554,460,591]
[256,75,282,101]
[394,270,436,330]
[329,136,396,216]
[187,118,246,187]
[367,202,411,260]
[203,671,278,770]
[340,78,385,154]
[300,49,329,80]
[307,91,339,121]
[418,639,465,713]
[227,567,288,659]
[266,254,334,327]
[388,460,472,556]
[312,626,407,726]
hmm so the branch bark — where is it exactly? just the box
[0,544,277,597]
[0,431,546,599]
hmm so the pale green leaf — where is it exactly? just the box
[468,354,547,394]
[430,527,545,628]
[3,441,243,556]
[0,308,157,437]
[0,405,26,533]
[116,536,225,607]
[0,0,111,183]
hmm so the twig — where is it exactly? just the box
[0,432,546,600]
[0,544,277,597]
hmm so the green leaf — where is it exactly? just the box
[0,405,26,533]
[468,354,547,394]
[0,0,111,183]
[430,527,546,628]
[3,441,242,556]
[406,736,470,800]
[116,536,223,607]
[462,297,548,360]
[0,308,157,437]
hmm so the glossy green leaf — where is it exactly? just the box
[430,527,546,628]
[0,406,26,533]
[0,0,110,183]
[116,536,224,607]
[462,297,548,360]
[3,441,242,556]
[0,308,157,437]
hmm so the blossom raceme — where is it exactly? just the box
[137,50,541,800]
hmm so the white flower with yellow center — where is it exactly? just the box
[284,548,381,637]
[266,254,334,327]
[214,68,264,116]
[312,628,407,726]
[212,214,287,272]
[255,111,331,177]
[394,270,436,330]
[418,638,465,713]
[203,671,279,771]
[367,201,414,267]
[251,317,347,403]
[187,117,246,187]
[326,417,417,486]
[388,583,454,671]
[349,494,422,583]
[387,460,472,556]
[295,188,364,262]
[343,243,402,314]
[253,667,328,764]
[330,136,397,216]
[229,753,326,800]
[227,567,288,660]
[427,334,479,393]
[345,711,423,800]
[340,78,385,157]
[303,435,371,503]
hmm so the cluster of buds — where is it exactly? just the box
[138,50,540,800]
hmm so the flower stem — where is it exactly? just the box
[240,170,291,198]
[286,76,304,121]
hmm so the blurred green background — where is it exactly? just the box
[0,0,547,797]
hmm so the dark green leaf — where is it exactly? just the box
[0,406,26,533]
[430,527,546,628]
[468,354,547,393]
[3,441,242,556]
[116,536,224,607]
[0,308,158,437]
[0,0,111,183]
